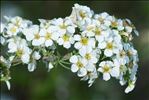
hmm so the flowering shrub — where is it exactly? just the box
[0,4,139,93]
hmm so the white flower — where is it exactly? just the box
[81,69,98,87]
[74,35,95,51]
[52,17,76,35]
[70,55,87,77]
[57,33,74,49]
[70,3,93,28]
[23,25,44,46]
[40,26,59,47]
[8,37,31,64]
[98,32,122,57]
[6,23,19,37]
[79,47,98,64]
[98,61,119,81]
[8,16,32,29]
[94,12,111,27]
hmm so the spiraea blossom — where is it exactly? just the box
[0,4,139,93]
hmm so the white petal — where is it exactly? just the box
[97,67,103,72]
[104,49,113,57]
[74,42,82,49]
[48,62,54,71]
[70,55,78,63]
[23,29,34,41]
[74,35,81,41]
[33,51,41,60]
[99,61,105,67]
[21,53,30,64]
[45,40,53,47]
[6,81,11,90]
[71,64,78,72]
[103,73,110,81]
[57,38,64,45]
[8,42,17,52]
[32,40,40,46]
[79,47,86,56]
[67,26,75,34]
[125,84,135,93]
[63,42,71,49]
[77,68,87,77]
[51,32,59,40]
[98,42,106,49]
[86,64,95,72]
[111,67,120,77]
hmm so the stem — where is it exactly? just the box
[11,61,22,67]
[60,60,71,65]
[59,62,70,70]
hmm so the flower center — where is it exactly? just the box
[77,61,83,68]
[60,23,67,29]
[94,28,101,35]
[79,11,86,19]
[16,49,23,57]
[81,37,88,45]
[87,25,94,31]
[111,21,117,27]
[45,32,52,40]
[103,65,110,73]
[10,27,17,33]
[34,33,40,39]
[62,34,70,42]
[98,17,104,23]
[106,42,113,49]
[85,53,91,60]
[120,50,126,57]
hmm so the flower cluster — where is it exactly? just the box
[0,4,139,93]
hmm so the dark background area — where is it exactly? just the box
[1,1,149,100]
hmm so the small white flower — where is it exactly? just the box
[98,61,119,81]
[40,26,59,47]
[94,12,111,27]
[6,23,19,37]
[70,3,93,28]
[23,25,44,46]
[98,33,122,57]
[57,33,74,49]
[52,17,76,35]
[8,37,31,64]
[74,35,95,51]
[81,69,98,87]
[70,55,87,77]
[79,47,98,64]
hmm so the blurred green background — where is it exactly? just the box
[1,1,149,100]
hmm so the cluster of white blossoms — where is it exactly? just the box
[0,4,139,93]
